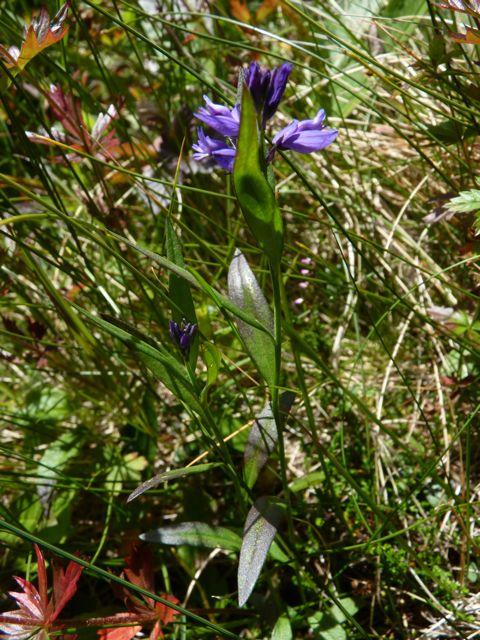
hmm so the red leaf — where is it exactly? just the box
[451,26,480,44]
[16,3,69,70]
[98,624,142,640]
[154,595,180,626]
[34,545,48,613]
[51,559,83,622]
[124,544,155,594]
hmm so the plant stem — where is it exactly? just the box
[269,259,306,602]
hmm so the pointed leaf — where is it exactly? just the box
[233,86,283,265]
[107,230,273,336]
[271,615,293,640]
[238,497,283,606]
[244,391,295,488]
[140,522,242,551]
[228,249,275,387]
[127,463,221,502]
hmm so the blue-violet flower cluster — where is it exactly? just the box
[192,62,338,172]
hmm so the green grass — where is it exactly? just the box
[1,0,480,638]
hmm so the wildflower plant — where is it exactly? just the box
[129,61,338,608]
[193,62,338,173]
[3,0,479,638]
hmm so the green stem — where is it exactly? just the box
[269,259,305,602]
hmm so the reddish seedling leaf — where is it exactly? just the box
[97,544,179,640]
[230,0,251,22]
[98,623,142,640]
[0,3,69,78]
[451,26,480,44]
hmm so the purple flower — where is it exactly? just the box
[244,61,292,124]
[169,319,197,355]
[194,95,240,138]
[272,109,338,154]
[192,128,236,172]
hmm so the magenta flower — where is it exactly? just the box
[192,128,236,171]
[272,109,338,154]
[194,96,240,138]
[244,61,292,124]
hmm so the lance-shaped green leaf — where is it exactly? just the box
[228,249,275,388]
[141,521,288,563]
[127,462,221,502]
[233,85,283,266]
[165,217,198,367]
[244,391,295,488]
[141,522,242,551]
[238,497,283,606]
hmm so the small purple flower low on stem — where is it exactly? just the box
[169,319,197,356]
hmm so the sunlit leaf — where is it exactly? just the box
[228,249,276,388]
[244,391,295,488]
[451,26,480,44]
[238,497,283,606]
[0,3,69,91]
[271,615,293,640]
[127,463,221,502]
[230,0,252,22]
[141,522,242,551]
